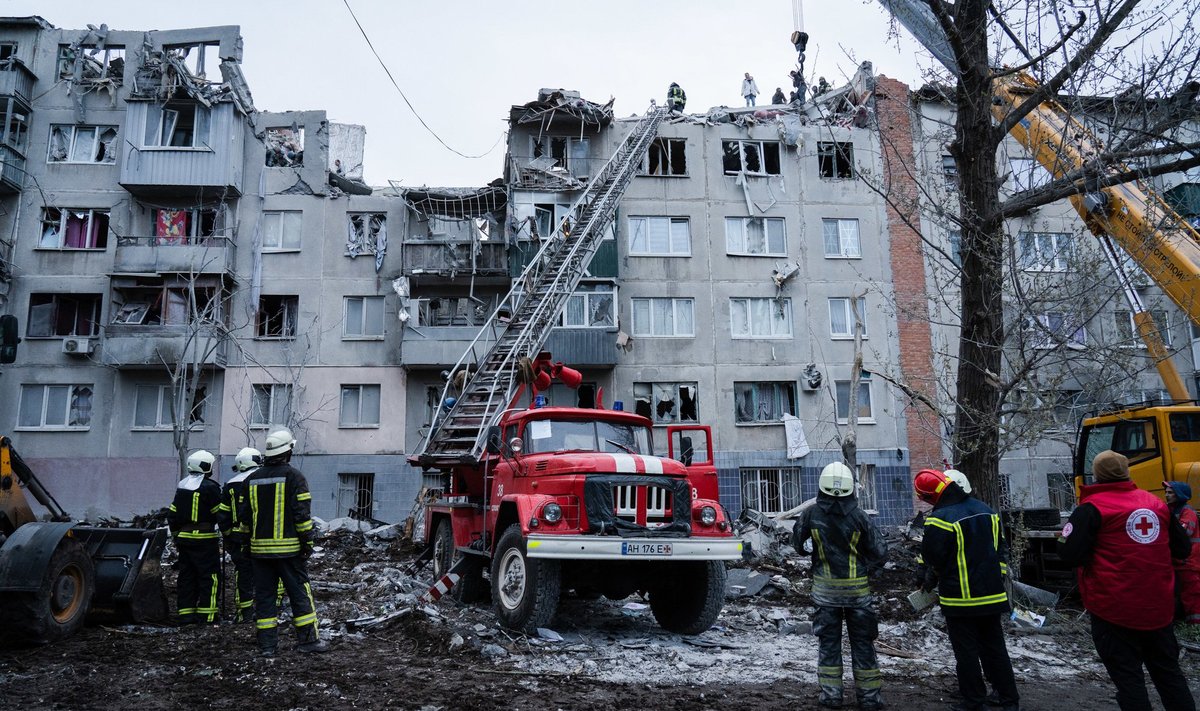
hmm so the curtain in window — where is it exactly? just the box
[156,209,188,245]
[652,298,674,335]
[830,300,849,335]
[63,211,88,248]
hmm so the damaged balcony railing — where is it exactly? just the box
[114,234,235,274]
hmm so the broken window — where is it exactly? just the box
[545,381,597,408]
[730,297,792,338]
[262,211,303,250]
[734,382,796,424]
[18,384,93,429]
[532,136,589,173]
[110,276,221,327]
[1116,310,1171,348]
[1018,231,1072,271]
[835,373,874,422]
[942,155,958,187]
[0,43,16,62]
[344,296,385,339]
[822,218,861,258]
[633,382,698,424]
[631,297,694,337]
[741,467,804,513]
[562,283,615,328]
[164,43,220,81]
[828,297,868,339]
[134,383,207,429]
[47,124,118,163]
[265,127,304,167]
[947,230,963,267]
[257,295,298,339]
[628,216,690,255]
[640,138,687,176]
[57,44,125,84]
[154,207,220,245]
[40,208,110,249]
[725,217,786,256]
[817,141,855,179]
[347,213,386,257]
[4,110,28,153]
[144,101,210,148]
[251,383,293,427]
[27,293,102,337]
[722,140,781,175]
[340,384,381,427]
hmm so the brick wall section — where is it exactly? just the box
[874,75,945,475]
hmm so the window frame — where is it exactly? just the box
[724,216,787,256]
[47,124,118,164]
[1018,231,1072,272]
[1027,311,1086,349]
[17,383,94,431]
[740,467,805,514]
[817,141,855,179]
[26,293,102,338]
[639,137,688,176]
[631,296,695,337]
[339,384,382,428]
[828,296,869,339]
[835,374,875,424]
[38,208,110,250]
[722,139,781,175]
[132,383,207,431]
[730,297,793,339]
[261,210,303,252]
[822,218,862,259]
[343,295,386,340]
[152,207,220,246]
[632,381,700,424]
[250,383,293,428]
[734,381,798,425]
[1115,309,1171,349]
[142,100,211,149]
[560,283,616,329]
[627,216,691,256]
[256,295,299,340]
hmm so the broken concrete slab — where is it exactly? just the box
[726,568,771,598]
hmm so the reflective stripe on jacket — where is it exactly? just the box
[793,493,887,606]
[238,462,314,558]
[167,478,223,541]
[921,487,1010,616]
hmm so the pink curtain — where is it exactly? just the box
[63,211,87,248]
[156,209,188,245]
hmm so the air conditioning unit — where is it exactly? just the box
[62,338,94,356]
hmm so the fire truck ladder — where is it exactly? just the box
[415,104,665,468]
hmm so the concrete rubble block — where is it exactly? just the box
[481,643,508,659]
[449,633,464,650]
[779,620,813,636]
[366,523,404,540]
[536,628,563,642]
[324,517,374,534]
[725,568,771,598]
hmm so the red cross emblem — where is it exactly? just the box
[1125,508,1160,543]
[1134,517,1154,536]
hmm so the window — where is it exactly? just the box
[111,278,221,326]
[262,211,303,250]
[0,43,16,61]
[633,382,698,424]
[828,297,868,338]
[265,127,304,167]
[947,230,963,267]
[134,383,207,429]
[337,473,375,520]
[257,296,298,339]
[1115,310,1170,348]
[154,208,219,245]
[857,464,878,511]
[251,384,293,427]
[631,297,694,337]
[347,213,386,257]
[4,109,28,153]
[344,296,385,339]
[1009,157,1052,192]
[562,283,615,328]
[424,385,443,426]
[640,138,687,175]
[740,467,804,514]
[1026,311,1086,349]
[340,384,381,427]
[546,381,597,408]
[144,101,210,148]
[1019,232,1072,271]
[818,141,855,179]
[532,136,589,172]
[835,373,874,423]
[47,124,118,164]
[57,44,124,83]
[725,217,786,256]
[18,384,93,429]
[39,208,109,249]
[822,218,861,258]
[628,216,690,256]
[722,140,781,175]
[27,294,102,337]
[942,155,958,187]
[730,297,792,338]
[734,381,796,423]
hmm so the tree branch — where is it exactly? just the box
[991,12,1087,79]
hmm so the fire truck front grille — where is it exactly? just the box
[613,485,673,527]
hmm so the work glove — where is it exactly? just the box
[301,539,315,560]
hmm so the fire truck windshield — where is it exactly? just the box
[524,418,652,455]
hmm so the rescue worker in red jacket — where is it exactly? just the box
[792,462,887,709]
[167,450,223,625]
[218,447,262,623]
[1164,480,1200,624]
[915,469,1019,711]
[238,429,328,656]
[1059,451,1195,711]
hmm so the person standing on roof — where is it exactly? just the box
[772,87,786,104]
[1164,480,1200,624]
[793,462,887,709]
[667,82,686,114]
[167,450,223,625]
[219,447,262,624]
[742,72,760,107]
[914,468,1019,711]
[1059,451,1195,710]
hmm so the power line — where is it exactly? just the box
[342,0,503,160]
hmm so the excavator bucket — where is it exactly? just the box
[71,526,169,623]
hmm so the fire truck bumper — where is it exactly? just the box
[524,535,743,561]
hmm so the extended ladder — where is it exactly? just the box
[415,104,665,467]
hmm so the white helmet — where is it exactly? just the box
[186,449,216,476]
[945,468,972,494]
[264,428,296,458]
[234,447,264,473]
[819,462,855,497]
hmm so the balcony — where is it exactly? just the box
[113,236,234,275]
[0,60,36,104]
[508,238,618,278]
[101,324,228,369]
[119,101,245,198]
[0,143,24,194]
[545,327,619,367]
[403,240,508,279]
[400,326,490,368]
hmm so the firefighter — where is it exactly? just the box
[238,428,328,656]
[219,447,262,623]
[167,449,223,625]
[914,469,1019,711]
[944,468,972,495]
[792,461,887,709]
[667,82,686,114]
[1164,480,1200,624]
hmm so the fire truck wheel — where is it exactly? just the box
[432,519,487,603]
[648,560,726,635]
[491,524,560,632]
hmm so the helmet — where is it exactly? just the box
[264,428,296,458]
[944,468,971,494]
[914,469,952,505]
[186,449,216,475]
[234,447,264,473]
[818,462,855,497]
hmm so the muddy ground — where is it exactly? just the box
[2,524,1197,711]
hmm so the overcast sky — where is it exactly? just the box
[11,1,930,187]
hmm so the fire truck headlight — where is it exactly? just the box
[699,506,717,526]
[542,502,563,524]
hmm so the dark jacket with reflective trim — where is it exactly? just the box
[168,477,223,543]
[922,486,1010,617]
[237,462,314,558]
[793,492,887,607]
[219,473,253,540]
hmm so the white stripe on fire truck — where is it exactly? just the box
[610,454,637,473]
[607,454,664,474]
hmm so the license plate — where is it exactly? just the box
[622,542,672,556]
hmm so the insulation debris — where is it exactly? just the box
[509,88,615,130]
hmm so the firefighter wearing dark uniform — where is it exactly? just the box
[667,82,686,113]
[238,428,328,656]
[167,449,223,625]
[793,462,887,709]
[219,447,262,623]
[915,468,1019,711]
[1060,451,1196,711]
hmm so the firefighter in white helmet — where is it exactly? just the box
[237,429,328,655]
[944,468,972,495]
[792,462,887,709]
[218,447,262,623]
[167,449,223,625]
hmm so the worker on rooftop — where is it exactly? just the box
[772,87,786,105]
[742,72,759,107]
[667,82,686,114]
